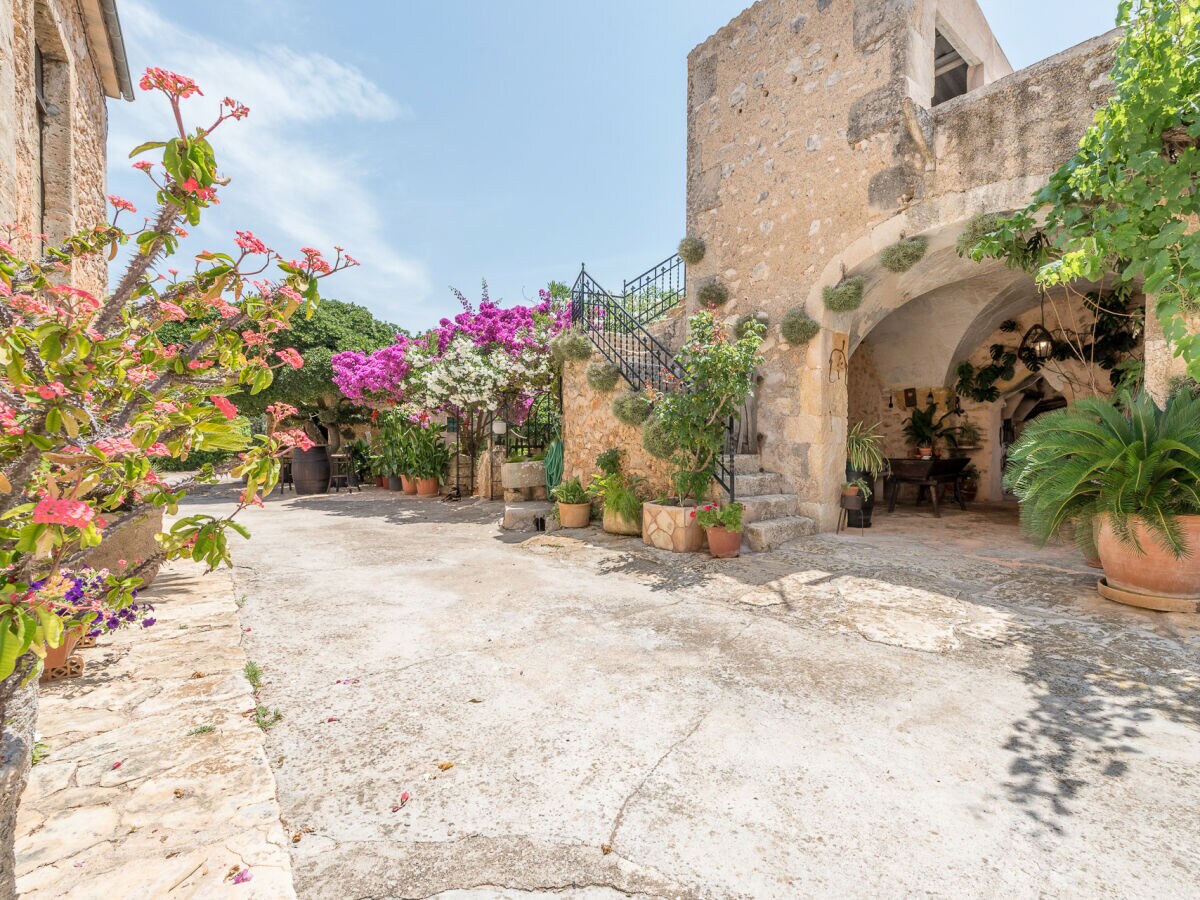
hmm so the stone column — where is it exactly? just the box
[1144,297,1194,407]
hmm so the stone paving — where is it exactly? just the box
[180,486,1200,899]
[15,564,294,898]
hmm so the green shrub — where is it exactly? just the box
[678,236,706,264]
[641,414,678,460]
[551,476,590,504]
[612,392,653,426]
[153,448,236,472]
[779,308,819,345]
[822,275,865,312]
[585,361,620,392]
[550,329,592,364]
[955,213,1003,257]
[697,280,730,308]
[595,448,621,475]
[589,471,644,522]
[879,236,928,273]
[734,313,769,340]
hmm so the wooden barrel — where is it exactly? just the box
[292,446,330,495]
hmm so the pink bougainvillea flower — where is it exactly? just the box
[210,395,237,420]
[276,348,304,369]
[111,760,123,770]
[230,867,252,884]
[32,498,95,528]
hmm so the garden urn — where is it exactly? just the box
[558,502,591,529]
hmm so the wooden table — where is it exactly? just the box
[885,457,970,517]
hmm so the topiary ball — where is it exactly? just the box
[734,313,769,340]
[779,308,820,346]
[822,275,865,312]
[550,329,592,364]
[586,361,621,393]
[641,414,677,460]
[612,392,653,426]
[697,280,730,308]
[678,236,706,265]
[879,236,928,273]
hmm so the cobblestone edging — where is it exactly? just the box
[14,563,295,898]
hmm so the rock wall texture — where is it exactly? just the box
[684,0,1122,528]
[0,0,113,299]
[562,359,675,498]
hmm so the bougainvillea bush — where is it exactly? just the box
[0,68,353,681]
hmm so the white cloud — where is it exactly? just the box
[107,0,430,325]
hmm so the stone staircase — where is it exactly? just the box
[734,453,817,552]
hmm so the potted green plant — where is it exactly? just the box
[552,477,592,528]
[409,420,451,496]
[693,501,745,558]
[379,411,410,491]
[1005,391,1200,610]
[953,419,983,451]
[845,421,885,528]
[903,403,955,457]
[589,449,644,536]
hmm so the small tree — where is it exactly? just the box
[650,310,764,503]
[966,0,1200,384]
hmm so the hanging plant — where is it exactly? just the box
[612,392,653,426]
[678,236,706,264]
[641,413,678,460]
[879,236,928,273]
[822,275,865,312]
[586,361,621,393]
[955,344,1018,402]
[697,280,730,308]
[955,212,1005,257]
[550,329,592,364]
[780,308,820,346]
[734,312,770,340]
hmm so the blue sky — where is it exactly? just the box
[107,1,1119,330]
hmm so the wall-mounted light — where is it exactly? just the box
[491,419,508,436]
[926,389,935,406]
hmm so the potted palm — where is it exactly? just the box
[1005,391,1200,611]
[552,477,592,528]
[693,502,745,558]
[845,421,886,527]
[903,403,955,458]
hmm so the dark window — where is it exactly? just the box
[932,31,969,106]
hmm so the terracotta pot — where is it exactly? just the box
[416,477,440,496]
[376,475,386,487]
[918,447,932,458]
[558,502,591,528]
[387,475,402,491]
[1097,514,1200,602]
[44,627,82,670]
[841,487,860,497]
[705,525,742,558]
[401,474,419,495]
[602,507,641,536]
[642,501,704,552]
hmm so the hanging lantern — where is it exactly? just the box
[1020,322,1055,361]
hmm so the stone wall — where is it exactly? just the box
[0,0,114,299]
[685,0,1122,529]
[561,358,675,497]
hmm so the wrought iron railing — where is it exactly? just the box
[570,264,736,501]
[623,253,685,324]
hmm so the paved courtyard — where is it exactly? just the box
[188,486,1200,898]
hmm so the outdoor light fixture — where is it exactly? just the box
[1020,290,1056,362]
[926,390,935,405]
[491,419,508,436]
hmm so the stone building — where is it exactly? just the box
[564,0,1188,543]
[0,0,133,298]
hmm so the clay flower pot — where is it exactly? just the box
[705,525,742,558]
[602,508,641,536]
[386,475,402,491]
[918,446,932,458]
[401,474,419,495]
[43,626,82,670]
[558,502,591,528]
[416,477,440,496]
[1097,514,1200,610]
[642,502,704,552]
[376,476,386,488]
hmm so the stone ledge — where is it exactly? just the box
[502,503,561,533]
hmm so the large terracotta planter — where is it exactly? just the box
[401,474,418,495]
[602,507,641,536]
[642,502,704,552]
[386,475,402,491]
[416,477,440,496]
[1097,515,1200,610]
[705,525,742,558]
[558,502,591,528]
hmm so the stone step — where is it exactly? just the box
[734,471,785,497]
[740,493,800,524]
[501,502,560,533]
[744,515,817,552]
[734,454,762,475]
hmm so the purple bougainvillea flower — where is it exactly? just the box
[231,867,252,884]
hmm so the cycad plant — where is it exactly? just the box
[1004,391,1200,558]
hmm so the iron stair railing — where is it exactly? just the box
[570,263,736,502]
[622,253,685,325]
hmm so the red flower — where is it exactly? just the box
[210,395,238,419]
